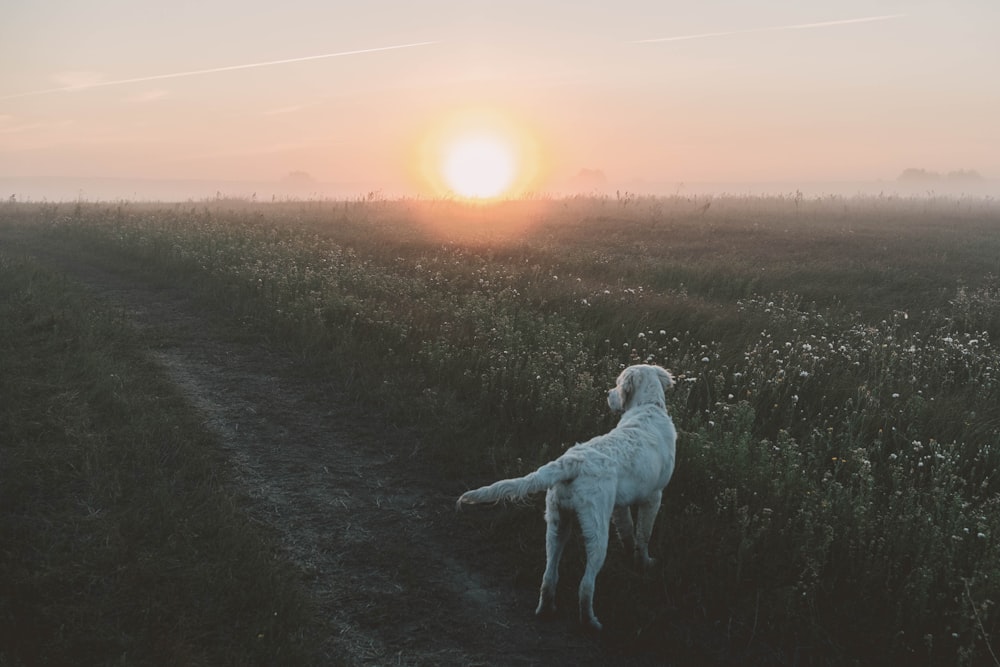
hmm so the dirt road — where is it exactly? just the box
[5,230,668,666]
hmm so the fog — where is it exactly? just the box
[3,174,998,204]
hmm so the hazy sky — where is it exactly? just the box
[2,0,998,195]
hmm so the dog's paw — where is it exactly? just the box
[582,614,603,633]
[640,555,658,571]
[536,591,558,618]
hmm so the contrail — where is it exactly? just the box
[0,41,439,101]
[633,14,905,44]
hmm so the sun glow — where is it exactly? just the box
[412,108,545,201]
[442,135,515,199]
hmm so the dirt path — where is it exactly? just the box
[4,230,667,666]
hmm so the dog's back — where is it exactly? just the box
[549,403,675,508]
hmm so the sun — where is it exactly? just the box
[442,135,516,199]
[411,107,545,200]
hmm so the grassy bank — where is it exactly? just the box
[0,249,315,665]
[4,195,1000,664]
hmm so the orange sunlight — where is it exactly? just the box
[412,107,544,200]
[442,134,515,199]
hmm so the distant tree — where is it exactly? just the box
[946,169,984,182]
[898,168,985,184]
[569,168,608,191]
[897,168,942,183]
[282,171,316,186]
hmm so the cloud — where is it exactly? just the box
[171,138,341,163]
[0,115,73,136]
[125,89,169,103]
[50,71,106,90]
[0,121,48,135]
[0,119,76,150]
[261,105,302,116]
[633,14,906,44]
[0,41,439,101]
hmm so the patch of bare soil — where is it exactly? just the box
[4,232,669,666]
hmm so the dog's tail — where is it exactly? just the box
[456,456,582,507]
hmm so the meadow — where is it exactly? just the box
[3,193,1000,664]
[0,240,317,663]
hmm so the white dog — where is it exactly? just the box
[457,364,677,632]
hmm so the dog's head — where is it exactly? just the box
[607,364,673,414]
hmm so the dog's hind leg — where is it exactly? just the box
[537,490,572,618]
[635,490,662,569]
[577,499,613,632]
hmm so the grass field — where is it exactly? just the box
[0,248,318,664]
[3,194,1000,664]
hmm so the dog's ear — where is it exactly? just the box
[619,367,636,398]
[656,367,674,391]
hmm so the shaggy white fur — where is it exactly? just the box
[457,364,677,632]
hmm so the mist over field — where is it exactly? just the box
[3,173,998,203]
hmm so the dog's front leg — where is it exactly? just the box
[635,491,662,570]
[612,505,636,554]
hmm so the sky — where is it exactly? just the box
[2,0,999,198]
